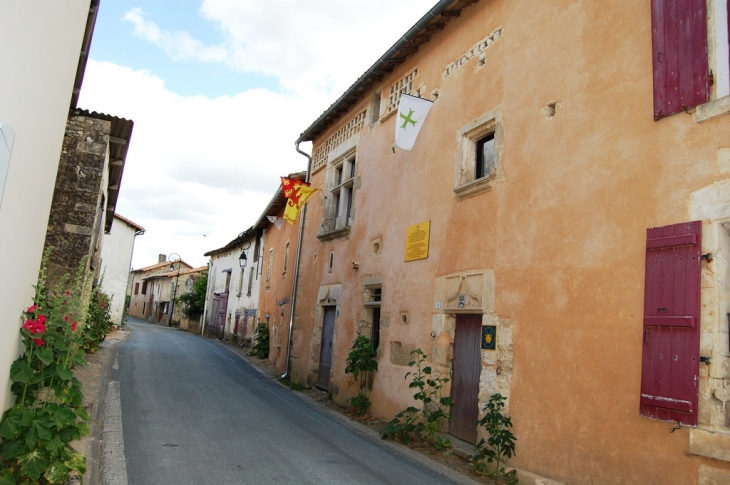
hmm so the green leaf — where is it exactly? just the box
[0,406,31,439]
[44,460,69,483]
[9,360,33,384]
[63,449,86,474]
[0,437,27,459]
[35,348,54,365]
[56,367,73,381]
[18,450,49,481]
[45,436,64,456]
[0,468,15,485]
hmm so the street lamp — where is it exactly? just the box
[238,249,247,269]
[168,253,181,327]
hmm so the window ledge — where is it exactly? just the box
[694,95,730,123]
[317,226,351,242]
[689,427,730,462]
[454,176,495,200]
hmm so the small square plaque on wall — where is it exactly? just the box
[481,325,497,350]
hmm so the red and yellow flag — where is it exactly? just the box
[281,177,318,225]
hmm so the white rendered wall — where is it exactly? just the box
[0,0,91,412]
[100,217,139,326]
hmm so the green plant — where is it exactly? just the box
[381,348,455,447]
[0,250,90,484]
[344,335,378,416]
[83,289,112,352]
[278,378,305,391]
[470,393,517,477]
[250,322,269,358]
[177,272,207,319]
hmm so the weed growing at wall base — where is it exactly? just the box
[470,393,517,479]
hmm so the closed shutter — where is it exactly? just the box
[640,221,701,426]
[651,0,709,120]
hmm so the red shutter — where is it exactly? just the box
[651,0,709,120]
[640,221,701,426]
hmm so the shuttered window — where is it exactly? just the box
[651,0,709,120]
[640,221,701,426]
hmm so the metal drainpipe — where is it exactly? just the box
[282,142,313,379]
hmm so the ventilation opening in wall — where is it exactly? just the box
[370,91,382,126]
[328,251,334,274]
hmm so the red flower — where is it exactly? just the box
[100,301,106,309]
[23,320,35,331]
[34,321,46,334]
[65,291,71,296]
[23,317,46,335]
[33,339,44,346]
[71,322,77,331]
[27,305,37,313]
[64,315,69,322]
[37,315,46,325]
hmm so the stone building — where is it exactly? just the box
[42,110,133,294]
[286,1,730,484]
[170,266,207,333]
[0,0,99,412]
[128,256,193,323]
[99,213,145,327]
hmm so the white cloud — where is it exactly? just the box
[124,7,228,63]
[78,60,322,268]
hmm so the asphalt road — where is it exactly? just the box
[110,317,477,485]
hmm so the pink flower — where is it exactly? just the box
[33,339,44,346]
[37,315,46,325]
[23,320,36,331]
[34,321,46,334]
[23,317,46,335]
[27,305,37,313]
[71,322,77,331]
[99,301,106,309]
[64,315,69,322]
[65,291,71,296]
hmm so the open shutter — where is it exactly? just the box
[640,221,701,426]
[651,0,709,120]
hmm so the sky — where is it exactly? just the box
[79,0,433,269]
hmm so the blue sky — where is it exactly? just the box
[79,0,431,267]
[90,1,279,98]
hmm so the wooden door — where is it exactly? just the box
[317,306,336,390]
[450,314,482,444]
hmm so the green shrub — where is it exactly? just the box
[83,289,112,352]
[381,348,454,448]
[344,335,378,416]
[470,393,517,478]
[250,322,269,358]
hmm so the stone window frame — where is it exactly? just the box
[319,146,358,240]
[693,0,730,122]
[363,285,383,353]
[454,108,504,200]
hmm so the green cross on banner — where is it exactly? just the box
[394,94,434,151]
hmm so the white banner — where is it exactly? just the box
[394,94,433,151]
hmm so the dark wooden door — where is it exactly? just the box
[450,314,482,444]
[317,306,336,390]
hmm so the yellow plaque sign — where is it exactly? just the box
[404,221,431,262]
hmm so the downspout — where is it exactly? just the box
[282,142,312,379]
[201,260,213,336]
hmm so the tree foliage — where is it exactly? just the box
[177,272,207,319]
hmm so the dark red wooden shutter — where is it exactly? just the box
[640,221,701,426]
[651,0,709,120]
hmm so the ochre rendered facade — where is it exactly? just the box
[289,1,730,484]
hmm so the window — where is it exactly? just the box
[328,252,334,274]
[455,110,503,199]
[237,268,244,297]
[134,282,139,295]
[141,281,148,295]
[224,269,232,293]
[266,249,273,290]
[321,153,356,236]
[283,242,290,276]
[247,267,254,296]
[365,286,382,351]
[652,0,730,121]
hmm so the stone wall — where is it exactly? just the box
[44,114,110,289]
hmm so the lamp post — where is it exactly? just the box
[168,253,181,327]
[238,249,247,270]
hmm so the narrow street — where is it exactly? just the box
[106,317,477,485]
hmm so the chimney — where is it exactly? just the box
[158,254,167,263]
